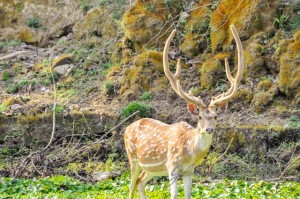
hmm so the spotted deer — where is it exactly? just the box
[124,25,244,199]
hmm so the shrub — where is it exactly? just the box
[289,15,300,31]
[5,84,20,94]
[2,72,11,81]
[0,40,21,50]
[139,91,152,100]
[80,1,91,12]
[26,17,43,29]
[101,80,115,95]
[54,105,65,113]
[121,102,153,118]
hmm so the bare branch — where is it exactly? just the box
[0,51,29,61]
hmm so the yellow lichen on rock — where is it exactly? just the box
[210,0,262,52]
[18,28,42,43]
[180,0,211,57]
[120,50,164,99]
[200,55,224,89]
[252,92,274,113]
[234,88,253,103]
[257,79,273,91]
[278,30,300,98]
[73,7,117,41]
[122,1,176,51]
[242,48,266,79]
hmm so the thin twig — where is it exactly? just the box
[279,154,300,180]
[98,110,139,141]
[43,54,56,150]
[209,132,236,173]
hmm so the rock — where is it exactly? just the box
[41,87,50,93]
[54,64,74,75]
[52,54,73,68]
[91,171,121,181]
[178,11,190,24]
[18,28,42,44]
[10,104,23,110]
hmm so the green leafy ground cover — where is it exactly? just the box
[1,174,300,199]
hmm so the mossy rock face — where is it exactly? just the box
[278,30,300,98]
[120,50,164,99]
[242,47,267,80]
[122,1,184,51]
[257,79,273,91]
[73,7,117,41]
[0,0,83,45]
[210,0,279,52]
[251,92,274,113]
[200,55,225,89]
[122,3,165,50]
[0,1,23,28]
[233,88,253,103]
[180,0,211,57]
[18,28,42,43]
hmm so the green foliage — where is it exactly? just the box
[273,14,289,30]
[100,62,112,76]
[289,15,300,31]
[101,80,115,95]
[54,105,65,113]
[80,1,91,12]
[26,17,44,29]
[73,68,86,78]
[5,83,20,94]
[164,0,174,7]
[292,3,300,12]
[1,71,11,81]
[288,116,300,128]
[0,102,10,113]
[121,102,153,118]
[1,147,9,155]
[97,0,126,19]
[188,18,210,36]
[0,175,299,199]
[139,91,152,100]
[0,40,21,50]
[5,78,37,93]
[144,4,158,13]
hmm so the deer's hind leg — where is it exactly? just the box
[129,158,140,199]
[137,171,153,199]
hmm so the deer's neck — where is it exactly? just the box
[192,127,212,153]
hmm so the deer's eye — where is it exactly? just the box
[214,116,218,119]
[199,116,202,120]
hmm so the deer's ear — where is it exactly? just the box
[187,103,198,115]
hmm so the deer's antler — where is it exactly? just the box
[163,25,244,109]
[163,30,207,108]
[209,25,244,108]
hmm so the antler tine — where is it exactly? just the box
[176,79,206,107]
[163,30,180,93]
[209,25,244,107]
[213,58,234,100]
[163,29,206,108]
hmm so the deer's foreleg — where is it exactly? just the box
[183,175,193,199]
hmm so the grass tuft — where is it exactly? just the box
[121,102,153,118]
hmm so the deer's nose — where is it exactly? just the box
[206,127,214,134]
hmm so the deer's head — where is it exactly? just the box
[163,25,244,134]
